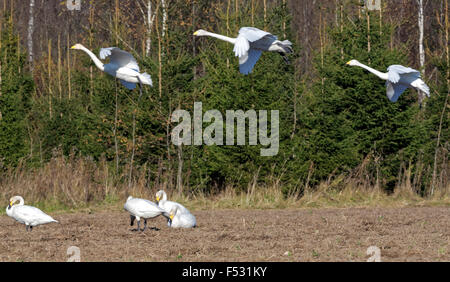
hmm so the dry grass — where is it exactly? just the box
[0,155,449,214]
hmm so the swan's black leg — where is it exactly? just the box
[141,219,147,231]
[279,53,290,64]
[130,215,136,226]
[132,220,140,232]
[137,76,143,101]
[30,226,33,232]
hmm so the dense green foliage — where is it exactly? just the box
[0,16,34,167]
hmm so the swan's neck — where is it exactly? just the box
[79,46,105,71]
[355,62,389,80]
[6,205,12,216]
[160,192,167,203]
[203,31,237,44]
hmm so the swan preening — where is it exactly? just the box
[194,27,293,75]
[155,190,188,214]
[6,196,58,231]
[156,190,196,228]
[346,60,430,103]
[168,206,197,229]
[71,44,152,90]
[123,196,170,232]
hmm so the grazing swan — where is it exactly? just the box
[346,60,430,102]
[6,196,58,232]
[194,27,293,75]
[168,206,197,229]
[71,44,152,90]
[155,190,188,214]
[123,196,170,232]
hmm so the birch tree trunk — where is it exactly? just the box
[417,0,425,76]
[146,0,153,56]
[27,0,35,71]
[161,0,167,39]
[417,0,425,105]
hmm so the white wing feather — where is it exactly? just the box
[387,65,420,84]
[12,205,57,226]
[100,47,140,71]
[238,27,275,42]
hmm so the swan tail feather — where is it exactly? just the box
[141,73,153,87]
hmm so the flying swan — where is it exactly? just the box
[155,190,188,215]
[194,27,293,75]
[71,44,152,90]
[346,60,430,102]
[124,196,170,232]
[168,206,197,229]
[6,196,58,231]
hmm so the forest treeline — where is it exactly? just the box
[0,0,448,204]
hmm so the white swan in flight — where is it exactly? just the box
[194,27,293,75]
[71,44,152,90]
[168,206,197,228]
[124,196,170,232]
[155,190,188,214]
[346,60,430,102]
[6,196,58,231]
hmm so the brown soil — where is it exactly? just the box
[0,207,448,262]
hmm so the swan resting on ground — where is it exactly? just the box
[124,196,170,232]
[346,60,430,103]
[6,196,58,232]
[194,27,293,75]
[168,205,197,229]
[155,190,188,214]
[71,44,152,90]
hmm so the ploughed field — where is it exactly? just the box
[0,207,448,262]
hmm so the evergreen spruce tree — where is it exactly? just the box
[0,14,34,167]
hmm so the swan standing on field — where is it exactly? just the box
[168,206,197,229]
[346,60,430,103]
[124,196,170,232]
[155,190,188,214]
[194,27,293,75]
[70,44,152,90]
[6,196,58,232]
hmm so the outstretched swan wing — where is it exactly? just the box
[386,82,409,102]
[100,47,140,72]
[240,49,263,75]
[233,35,250,59]
[387,65,420,84]
[239,27,275,43]
[120,80,137,90]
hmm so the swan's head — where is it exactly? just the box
[155,190,165,203]
[70,43,85,50]
[193,29,208,37]
[346,59,360,66]
[126,196,133,202]
[8,196,23,209]
[169,206,179,221]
